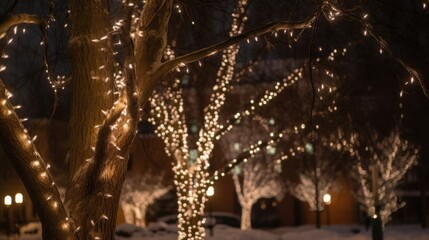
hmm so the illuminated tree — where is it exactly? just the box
[0,1,317,238]
[120,173,170,227]
[284,126,348,228]
[350,129,419,225]
[215,53,340,229]
[0,0,426,239]
[287,161,334,212]
[232,157,284,230]
[219,116,285,230]
[147,1,319,238]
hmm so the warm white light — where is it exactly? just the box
[15,193,23,204]
[4,195,12,206]
[206,186,214,197]
[323,193,331,205]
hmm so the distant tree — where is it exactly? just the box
[220,116,285,230]
[350,129,419,225]
[120,173,170,227]
[287,162,333,212]
[285,127,347,228]
[232,157,284,230]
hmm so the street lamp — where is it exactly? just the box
[14,193,23,204]
[4,195,12,238]
[206,186,215,237]
[4,195,12,206]
[15,193,23,235]
[206,186,214,197]
[323,193,331,226]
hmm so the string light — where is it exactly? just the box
[0,0,423,238]
[149,1,250,238]
[121,174,170,227]
[350,129,418,225]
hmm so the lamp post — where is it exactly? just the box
[323,193,331,226]
[371,164,383,240]
[15,193,23,236]
[206,186,215,237]
[4,195,12,239]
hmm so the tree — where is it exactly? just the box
[350,129,419,225]
[0,0,426,239]
[287,160,335,211]
[232,156,284,230]
[120,173,170,227]
[0,0,317,238]
[286,128,346,227]
[219,115,285,230]
[147,1,326,238]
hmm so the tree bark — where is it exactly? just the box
[67,0,121,239]
[0,14,40,36]
[134,0,174,105]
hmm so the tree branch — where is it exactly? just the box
[0,14,41,37]
[325,1,429,99]
[0,79,75,239]
[154,16,316,78]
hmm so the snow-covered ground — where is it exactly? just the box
[1,223,429,240]
[115,223,429,240]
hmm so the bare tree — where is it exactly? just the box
[219,115,285,230]
[287,161,334,212]
[120,173,170,227]
[282,125,348,228]
[232,157,284,230]
[350,129,419,225]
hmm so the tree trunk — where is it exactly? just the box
[66,0,124,239]
[241,205,252,230]
[133,205,147,228]
[134,0,173,104]
[122,203,135,225]
[175,170,207,240]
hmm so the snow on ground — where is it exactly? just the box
[115,223,429,240]
[2,223,429,240]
